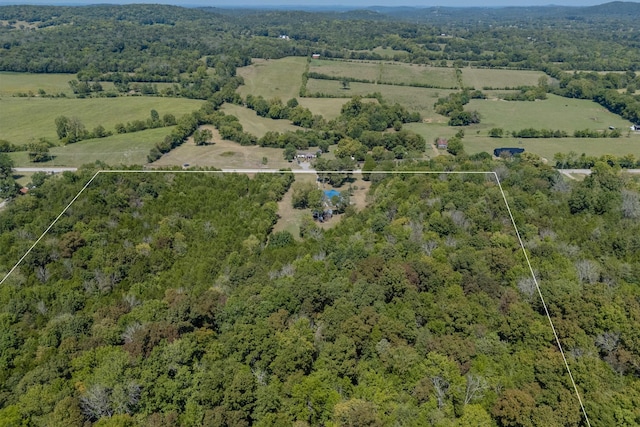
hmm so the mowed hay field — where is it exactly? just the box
[236,57,307,100]
[306,79,454,122]
[0,72,76,96]
[468,94,633,133]
[461,68,547,89]
[220,103,298,138]
[310,59,458,88]
[298,98,348,120]
[9,126,173,167]
[464,134,640,159]
[152,126,298,170]
[1,97,204,144]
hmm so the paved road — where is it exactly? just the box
[14,167,78,173]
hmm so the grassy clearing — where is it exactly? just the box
[9,126,173,167]
[236,57,307,100]
[0,97,203,144]
[221,103,298,138]
[309,59,458,88]
[461,68,546,89]
[298,98,348,120]
[272,174,372,238]
[272,173,318,239]
[467,94,633,133]
[306,79,454,122]
[151,126,299,170]
[0,72,76,96]
[372,46,410,58]
[464,134,640,159]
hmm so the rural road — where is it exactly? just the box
[559,169,640,176]
[14,167,79,173]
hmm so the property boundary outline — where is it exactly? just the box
[0,169,591,426]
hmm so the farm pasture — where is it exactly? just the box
[306,79,454,122]
[464,134,640,160]
[461,68,547,89]
[9,126,173,166]
[221,103,299,138]
[151,126,297,170]
[0,72,77,96]
[0,96,203,144]
[468,94,633,133]
[236,57,307,100]
[309,59,458,88]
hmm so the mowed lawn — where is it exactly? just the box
[464,134,640,159]
[310,59,458,88]
[306,79,454,122]
[220,103,298,138]
[1,97,204,144]
[468,94,633,133]
[461,68,547,89]
[151,126,300,170]
[236,57,307,100]
[9,126,173,167]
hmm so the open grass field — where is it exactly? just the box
[0,96,203,144]
[151,126,299,170]
[371,46,410,58]
[0,72,77,96]
[467,94,633,133]
[236,57,307,100]
[464,134,640,159]
[310,59,459,88]
[9,126,173,167]
[306,79,454,122]
[461,68,547,89]
[298,98,348,120]
[220,103,298,138]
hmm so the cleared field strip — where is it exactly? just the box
[461,68,547,89]
[236,57,307,100]
[298,98,347,120]
[309,59,458,88]
[220,103,298,138]
[151,128,296,170]
[465,135,640,160]
[0,96,203,143]
[8,127,173,167]
[468,94,633,132]
[306,79,454,122]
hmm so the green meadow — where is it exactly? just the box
[464,134,640,159]
[236,57,307,100]
[468,94,633,133]
[309,59,459,88]
[9,126,173,166]
[221,103,299,138]
[306,79,454,122]
[461,68,547,89]
[0,97,204,144]
[0,72,76,96]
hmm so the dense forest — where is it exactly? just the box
[1,157,640,426]
[2,2,640,426]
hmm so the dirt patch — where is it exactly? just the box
[151,126,300,170]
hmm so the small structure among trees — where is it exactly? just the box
[493,147,525,157]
